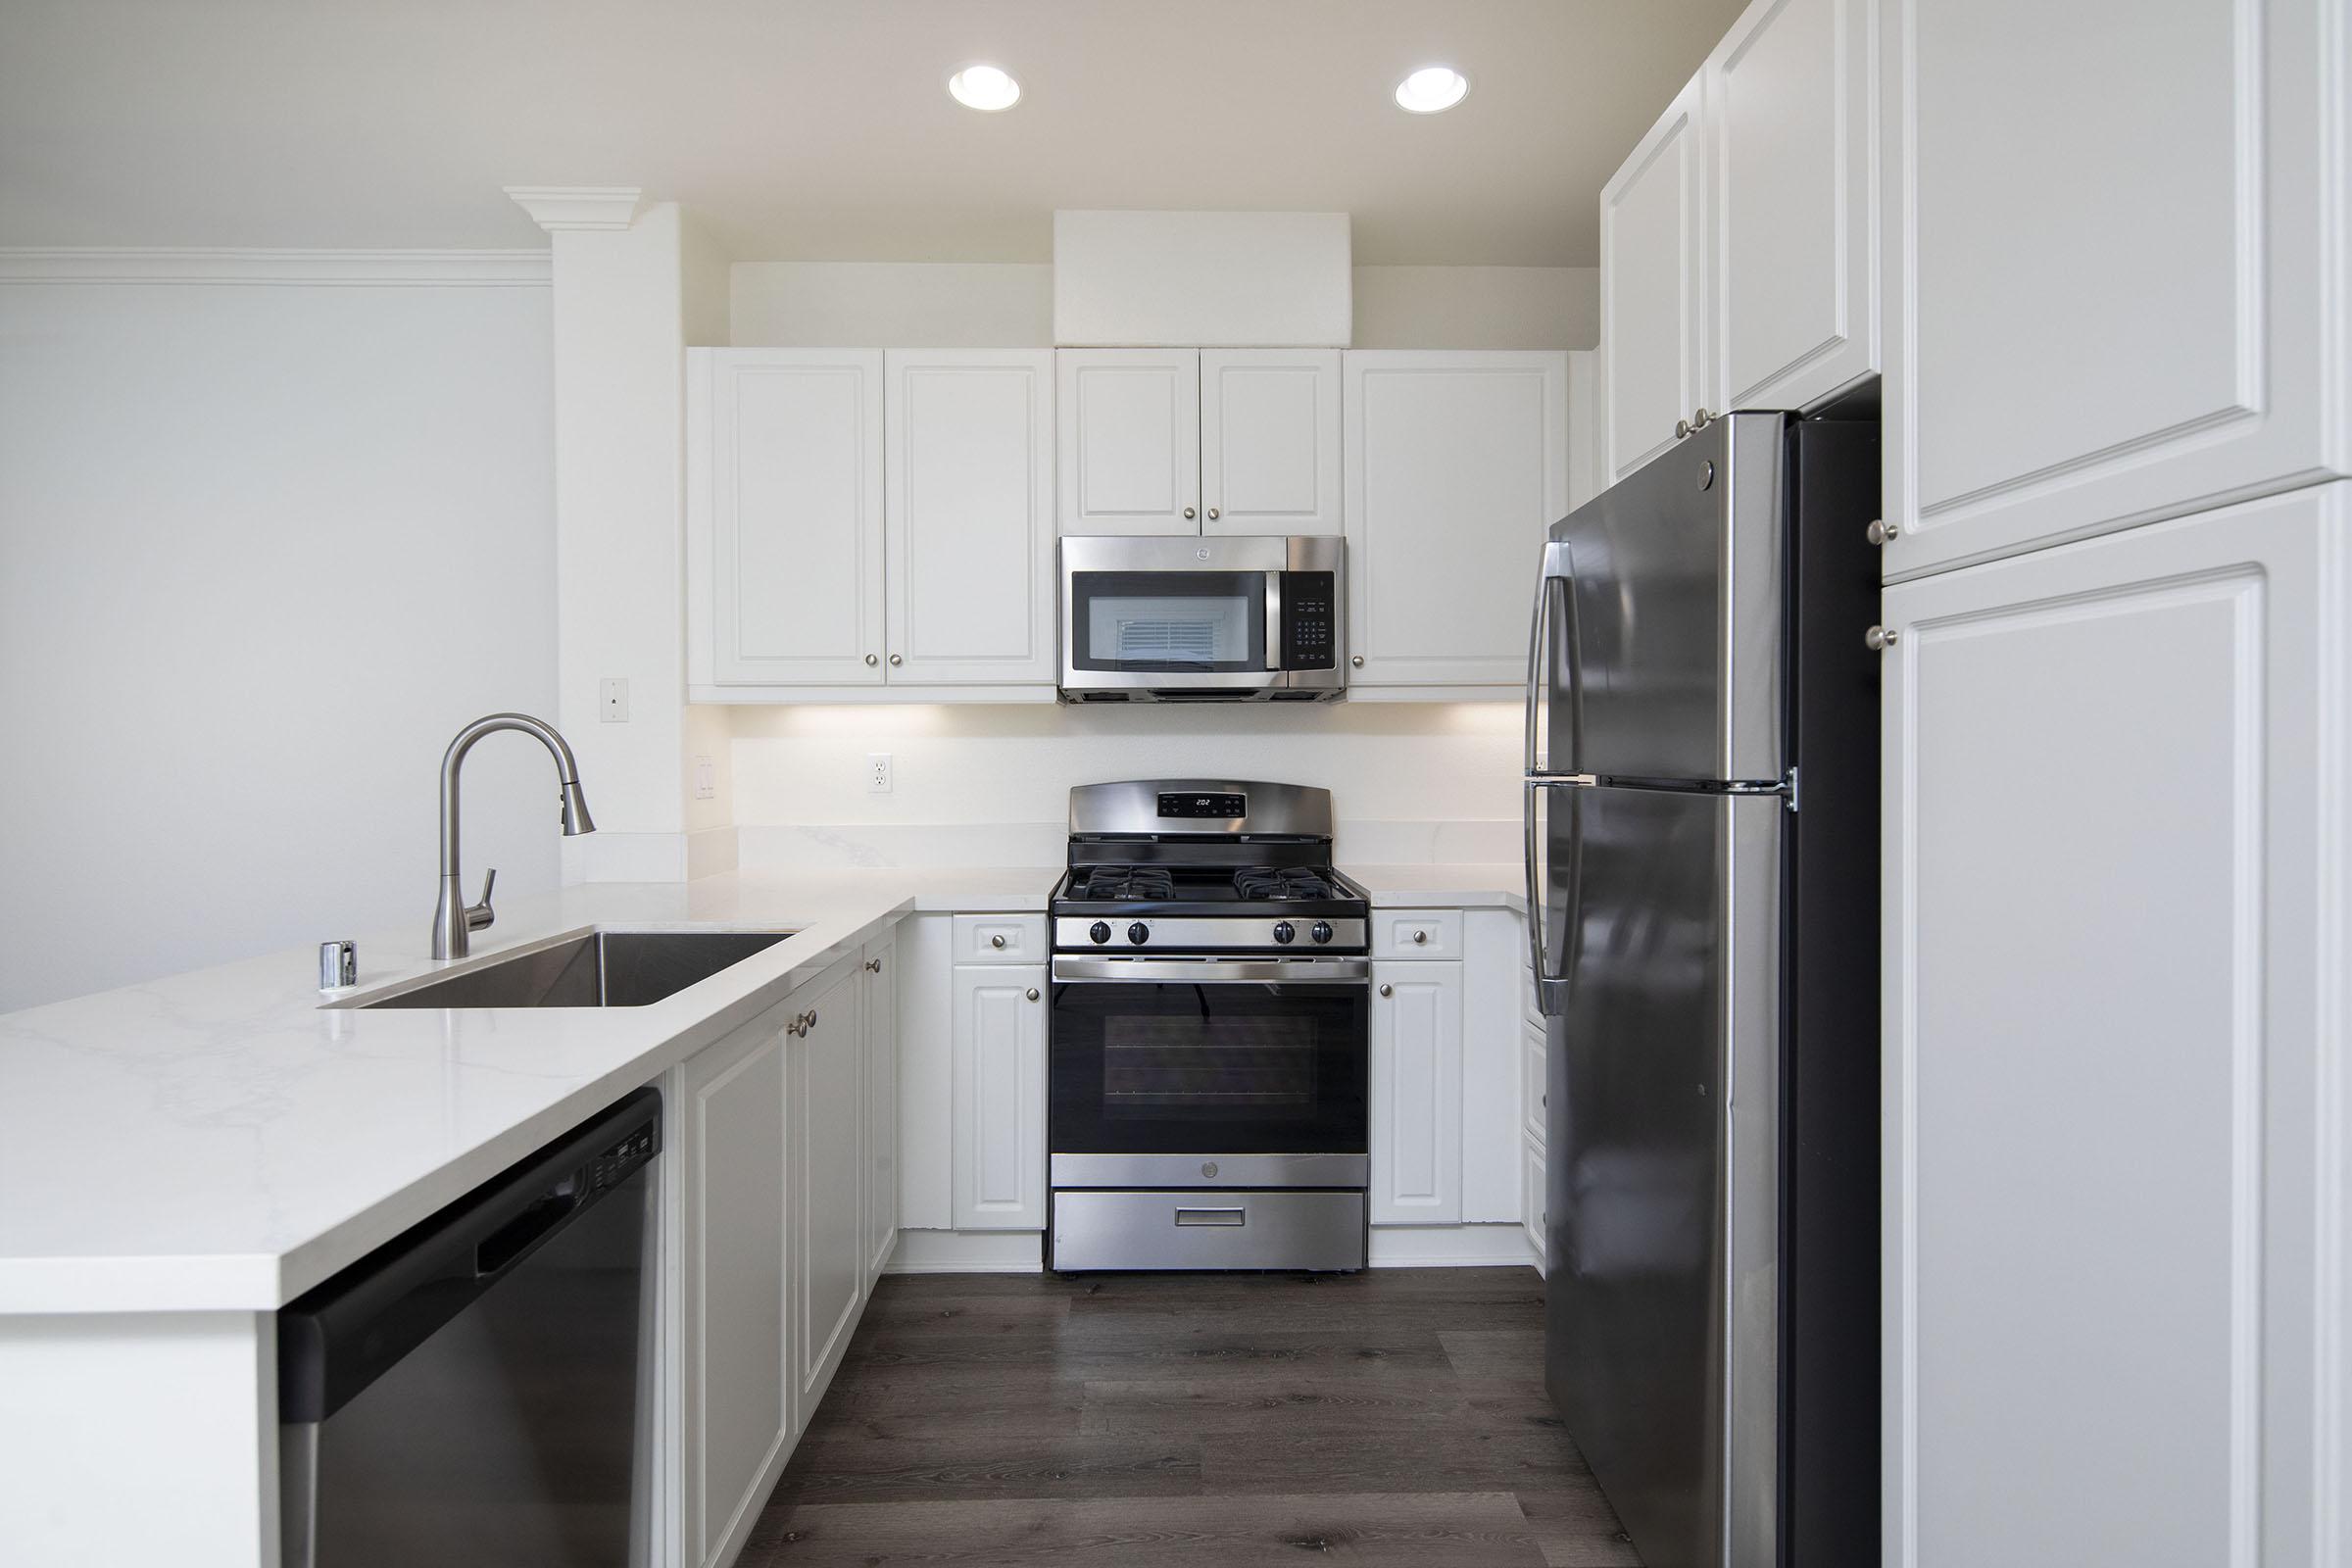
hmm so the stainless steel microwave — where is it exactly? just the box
[1057,535,1346,702]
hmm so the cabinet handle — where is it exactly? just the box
[864,957,882,973]
[865,653,879,666]
[1026,987,1041,1002]
[1182,506,1197,520]
[991,934,1007,949]
[1866,518,1898,546]
[888,654,903,666]
[1412,929,1429,945]
[1350,655,1364,668]
[1206,506,1220,520]
[1378,982,1394,998]
[1865,625,1898,652]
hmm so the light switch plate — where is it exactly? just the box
[692,755,716,800]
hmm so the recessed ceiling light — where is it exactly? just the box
[948,64,1022,112]
[1395,65,1469,114]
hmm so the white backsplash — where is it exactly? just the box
[727,700,1523,869]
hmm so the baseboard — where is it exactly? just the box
[881,1225,1535,1274]
[1368,1223,1538,1269]
[882,1230,1045,1273]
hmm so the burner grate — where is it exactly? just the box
[1071,866,1175,902]
[1233,866,1336,901]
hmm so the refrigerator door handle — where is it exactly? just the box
[1524,540,1576,777]
[1523,777,1580,1016]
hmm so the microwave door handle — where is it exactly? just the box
[1264,570,1283,672]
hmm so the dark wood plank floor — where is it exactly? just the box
[741,1267,1642,1567]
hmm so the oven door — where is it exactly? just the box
[1048,956,1370,1189]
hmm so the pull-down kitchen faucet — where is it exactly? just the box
[431,712,595,960]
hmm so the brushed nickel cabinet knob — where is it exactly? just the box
[1182,506,1197,520]
[888,654,903,666]
[1026,987,1041,1002]
[865,653,879,665]
[1350,655,1364,668]
[1866,519,1898,546]
[1378,983,1394,998]
[1865,625,1898,652]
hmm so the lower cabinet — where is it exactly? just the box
[1520,1138,1548,1275]
[670,933,903,1568]
[789,954,867,1411]
[675,1007,790,1568]
[951,961,1049,1230]
[1368,958,1464,1224]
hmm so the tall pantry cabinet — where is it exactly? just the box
[1871,0,2349,1559]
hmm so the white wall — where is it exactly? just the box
[728,701,1523,867]
[730,262,1598,349]
[0,271,558,1011]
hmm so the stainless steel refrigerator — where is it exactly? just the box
[1523,411,1879,1568]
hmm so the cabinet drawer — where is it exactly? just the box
[953,913,1047,963]
[1522,1020,1548,1146]
[1370,909,1462,959]
[1051,1189,1366,1272]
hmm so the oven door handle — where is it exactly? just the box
[1049,956,1370,984]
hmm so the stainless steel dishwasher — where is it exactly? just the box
[277,1088,661,1567]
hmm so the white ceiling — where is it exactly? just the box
[0,0,1744,265]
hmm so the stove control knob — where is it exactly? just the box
[1310,920,1334,945]
[1272,921,1297,945]
[1127,921,1150,946]
[1089,921,1111,945]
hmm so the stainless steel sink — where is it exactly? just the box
[349,930,795,1009]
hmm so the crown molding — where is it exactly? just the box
[0,248,552,287]
[504,186,645,232]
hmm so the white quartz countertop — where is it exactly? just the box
[0,861,1523,1315]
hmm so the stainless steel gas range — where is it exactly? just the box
[1046,779,1371,1272]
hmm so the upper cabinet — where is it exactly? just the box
[1877,0,2349,579]
[883,351,1057,684]
[689,347,1056,697]
[1056,348,1343,535]
[1600,74,1708,486]
[1599,0,1881,485]
[1344,351,1569,689]
[689,349,887,687]
[1706,0,1877,416]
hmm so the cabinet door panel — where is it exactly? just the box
[952,964,1048,1230]
[1708,0,1876,411]
[1200,349,1343,535]
[1881,0,2348,578]
[1881,484,2347,1566]
[1600,74,1707,484]
[1055,349,1200,535]
[792,957,865,1407]
[884,351,1056,683]
[1344,352,1569,686]
[679,1016,788,1565]
[861,934,898,1284]
[1369,960,1464,1225]
[698,349,886,684]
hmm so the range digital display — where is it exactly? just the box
[1157,792,1247,819]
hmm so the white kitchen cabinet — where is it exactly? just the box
[1880,483,2348,1567]
[1343,351,1569,688]
[951,961,1049,1231]
[1704,0,1877,414]
[688,349,887,686]
[1200,349,1343,535]
[1368,958,1464,1225]
[1056,348,1200,534]
[859,930,899,1285]
[789,953,867,1413]
[675,1007,791,1568]
[883,350,1056,683]
[1600,74,1707,484]
[1878,0,2349,579]
[1520,1139,1548,1277]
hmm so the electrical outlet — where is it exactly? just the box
[692,755,716,801]
[866,753,894,795]
[600,678,630,723]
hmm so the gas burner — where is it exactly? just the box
[1069,866,1174,902]
[1234,866,1335,902]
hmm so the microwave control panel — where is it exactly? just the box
[1280,571,1338,669]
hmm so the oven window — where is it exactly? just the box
[1069,571,1267,672]
[1051,979,1367,1154]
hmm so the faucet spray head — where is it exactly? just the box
[560,779,596,836]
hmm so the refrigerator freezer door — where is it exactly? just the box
[1544,783,1783,1568]
[1537,413,1788,785]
